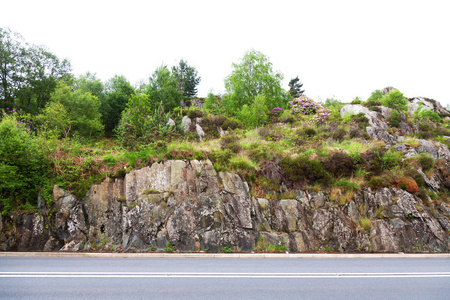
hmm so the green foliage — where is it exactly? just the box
[381,90,408,112]
[145,66,183,112]
[387,110,401,127]
[322,98,343,109]
[116,95,182,149]
[280,154,327,185]
[367,89,383,103]
[359,217,371,231]
[0,116,49,215]
[43,82,104,138]
[418,153,434,171]
[220,245,232,253]
[101,75,135,133]
[41,101,72,138]
[416,107,441,123]
[361,148,403,176]
[203,92,222,115]
[351,97,362,104]
[172,59,201,98]
[236,94,269,128]
[288,76,304,98]
[164,241,174,252]
[224,49,287,115]
[0,27,72,110]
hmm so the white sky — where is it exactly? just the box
[1,0,449,106]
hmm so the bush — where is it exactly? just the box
[381,90,408,112]
[279,155,328,186]
[361,148,402,176]
[351,98,362,105]
[352,113,369,125]
[420,109,441,123]
[396,177,419,193]
[220,133,241,153]
[0,116,49,215]
[116,99,182,148]
[302,127,317,137]
[324,151,355,178]
[418,153,434,171]
[331,128,347,141]
[186,109,204,119]
[289,95,321,115]
[387,110,401,127]
[236,94,269,128]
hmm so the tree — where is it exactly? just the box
[288,76,304,98]
[74,72,105,100]
[16,45,72,110]
[0,27,71,110]
[0,28,27,104]
[43,83,103,138]
[224,50,286,114]
[145,66,183,112]
[172,59,201,98]
[101,75,134,133]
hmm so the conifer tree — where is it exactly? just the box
[288,76,304,98]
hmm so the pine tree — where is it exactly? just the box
[288,76,304,98]
[172,59,201,98]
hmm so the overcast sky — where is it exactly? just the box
[1,0,449,106]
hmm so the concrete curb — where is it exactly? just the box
[1,252,449,259]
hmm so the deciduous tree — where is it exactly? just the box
[224,50,287,114]
[145,66,183,112]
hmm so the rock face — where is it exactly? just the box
[340,97,448,144]
[2,160,449,253]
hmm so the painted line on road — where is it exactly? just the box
[1,272,450,278]
[2,252,450,259]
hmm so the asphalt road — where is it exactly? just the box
[1,257,449,299]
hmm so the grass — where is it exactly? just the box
[359,217,371,231]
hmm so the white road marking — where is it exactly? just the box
[1,272,450,278]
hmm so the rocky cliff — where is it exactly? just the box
[1,159,449,253]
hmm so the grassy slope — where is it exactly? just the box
[44,102,450,209]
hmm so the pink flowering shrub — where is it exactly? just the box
[270,107,285,116]
[289,95,331,125]
[289,95,322,115]
[311,107,332,125]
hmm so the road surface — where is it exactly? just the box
[1,256,449,299]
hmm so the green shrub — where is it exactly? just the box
[203,92,222,115]
[279,155,328,186]
[420,109,441,123]
[388,110,401,127]
[220,133,241,153]
[418,153,434,171]
[361,148,402,176]
[236,94,269,128]
[352,113,369,126]
[351,98,362,104]
[381,90,408,112]
[302,127,317,137]
[0,116,49,215]
[367,90,383,102]
[186,109,204,119]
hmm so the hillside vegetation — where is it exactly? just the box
[1,27,450,219]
